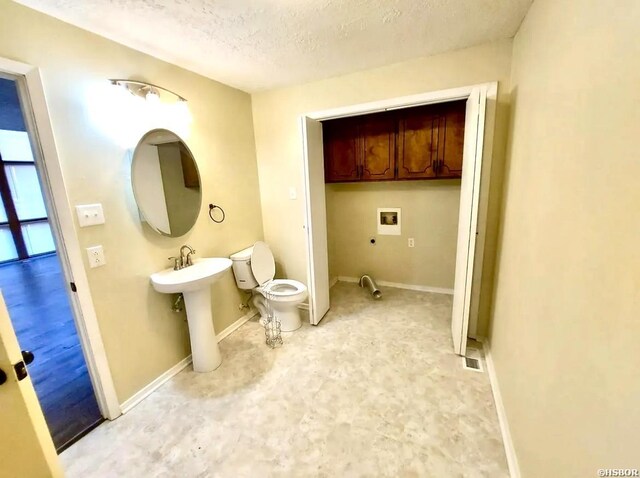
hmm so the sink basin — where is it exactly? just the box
[150,257,232,373]
[150,258,232,294]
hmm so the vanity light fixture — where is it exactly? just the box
[109,79,187,104]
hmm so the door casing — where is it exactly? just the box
[0,57,121,419]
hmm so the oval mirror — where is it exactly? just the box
[131,129,201,237]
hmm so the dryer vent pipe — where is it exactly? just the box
[359,274,382,299]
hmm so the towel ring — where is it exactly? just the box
[208,204,226,223]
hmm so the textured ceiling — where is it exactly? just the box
[14,0,533,92]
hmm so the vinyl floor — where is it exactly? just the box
[61,282,508,477]
[0,254,103,452]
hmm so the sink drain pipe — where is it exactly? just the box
[171,293,184,313]
[359,274,382,299]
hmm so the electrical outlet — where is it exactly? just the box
[289,187,297,200]
[408,238,415,248]
[86,245,106,268]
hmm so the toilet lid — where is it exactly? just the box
[250,241,275,286]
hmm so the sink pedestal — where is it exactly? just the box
[183,288,222,372]
[150,257,232,373]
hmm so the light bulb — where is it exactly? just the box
[145,90,160,105]
[175,99,193,125]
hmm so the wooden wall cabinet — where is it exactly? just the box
[179,143,200,188]
[435,104,465,179]
[396,109,439,180]
[360,113,396,181]
[323,100,466,183]
[323,118,360,182]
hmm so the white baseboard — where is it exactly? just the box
[216,308,259,342]
[336,276,454,295]
[336,276,359,283]
[481,339,521,478]
[329,277,338,288]
[120,308,258,415]
[120,354,192,414]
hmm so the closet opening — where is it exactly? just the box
[301,83,496,356]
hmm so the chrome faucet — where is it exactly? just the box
[168,245,196,270]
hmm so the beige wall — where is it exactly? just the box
[252,40,512,336]
[326,181,460,289]
[0,0,263,403]
[489,0,640,475]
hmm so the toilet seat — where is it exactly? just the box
[260,279,307,299]
[250,241,276,286]
[251,242,307,302]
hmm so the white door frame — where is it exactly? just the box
[0,57,121,419]
[300,82,498,340]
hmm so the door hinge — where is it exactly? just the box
[13,361,28,381]
[70,281,77,292]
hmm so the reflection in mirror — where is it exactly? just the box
[131,129,201,237]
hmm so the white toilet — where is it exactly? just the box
[230,242,307,332]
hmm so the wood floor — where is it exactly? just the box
[0,254,103,452]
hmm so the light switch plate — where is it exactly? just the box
[86,245,106,268]
[76,203,105,227]
[289,187,297,200]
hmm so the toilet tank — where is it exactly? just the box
[229,246,258,290]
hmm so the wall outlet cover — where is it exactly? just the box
[86,245,106,268]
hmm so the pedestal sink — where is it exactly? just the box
[150,258,232,372]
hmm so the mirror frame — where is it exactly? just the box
[131,129,202,237]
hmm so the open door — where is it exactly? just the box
[451,88,487,356]
[301,116,330,325]
[0,291,63,477]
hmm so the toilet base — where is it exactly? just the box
[251,293,303,332]
[272,305,302,332]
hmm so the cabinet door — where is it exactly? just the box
[360,114,395,181]
[323,118,360,182]
[396,110,440,179]
[179,143,200,188]
[436,102,466,178]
